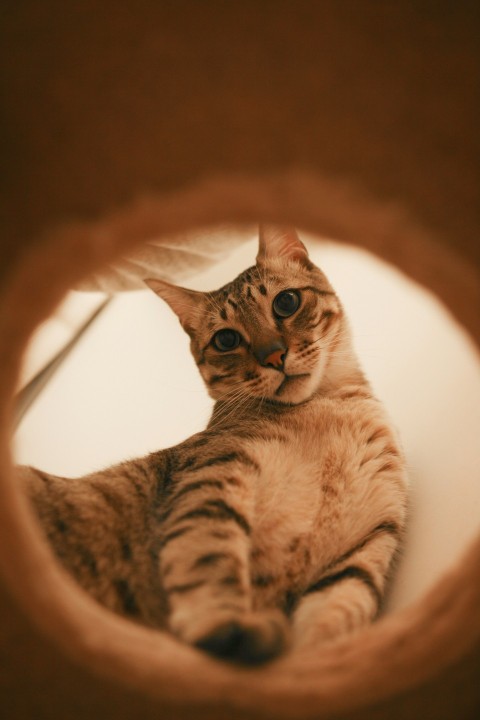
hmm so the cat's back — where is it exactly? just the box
[18,453,171,626]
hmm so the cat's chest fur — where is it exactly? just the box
[240,396,398,605]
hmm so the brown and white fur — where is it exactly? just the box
[21,227,408,664]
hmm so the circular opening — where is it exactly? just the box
[14,230,480,616]
[1,174,479,715]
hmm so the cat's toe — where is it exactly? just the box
[194,611,289,665]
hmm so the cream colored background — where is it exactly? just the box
[14,234,480,614]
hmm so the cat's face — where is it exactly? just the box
[147,228,343,406]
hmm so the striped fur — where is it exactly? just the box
[20,227,408,664]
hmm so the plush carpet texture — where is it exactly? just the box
[1,2,479,718]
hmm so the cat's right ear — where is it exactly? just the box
[257,225,310,267]
[144,278,201,334]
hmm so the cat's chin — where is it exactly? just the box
[270,373,316,406]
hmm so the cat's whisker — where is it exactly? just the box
[207,384,254,428]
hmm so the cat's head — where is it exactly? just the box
[146,227,346,406]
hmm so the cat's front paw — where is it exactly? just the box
[193,610,289,665]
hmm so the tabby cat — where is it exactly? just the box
[21,227,408,664]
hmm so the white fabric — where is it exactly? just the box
[75,226,253,292]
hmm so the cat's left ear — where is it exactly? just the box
[145,278,202,334]
[257,225,310,267]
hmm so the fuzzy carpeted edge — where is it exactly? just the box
[0,172,479,720]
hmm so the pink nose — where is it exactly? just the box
[263,349,285,369]
[255,340,287,369]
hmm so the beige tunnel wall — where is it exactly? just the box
[1,3,479,718]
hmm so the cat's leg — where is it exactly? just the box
[158,448,288,664]
[291,522,401,650]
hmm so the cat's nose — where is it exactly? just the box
[255,341,287,370]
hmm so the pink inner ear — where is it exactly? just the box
[278,237,309,261]
[145,277,200,332]
[258,225,309,263]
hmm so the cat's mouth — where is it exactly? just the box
[274,373,310,397]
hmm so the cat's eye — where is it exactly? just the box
[212,329,241,352]
[272,290,301,318]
